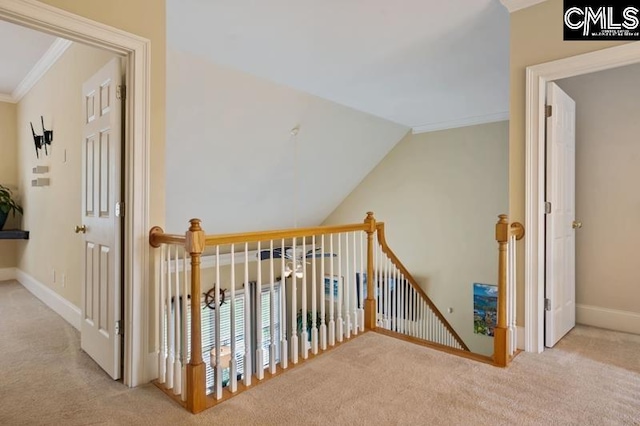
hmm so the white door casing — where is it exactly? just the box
[81,57,123,379]
[544,82,576,348]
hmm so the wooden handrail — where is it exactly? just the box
[375,222,470,352]
[203,222,369,246]
[149,226,186,248]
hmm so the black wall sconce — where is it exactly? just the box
[30,116,53,159]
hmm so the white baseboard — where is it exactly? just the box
[0,267,17,281]
[516,326,525,350]
[15,269,81,331]
[576,304,640,335]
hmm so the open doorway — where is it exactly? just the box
[0,0,151,386]
[524,41,640,353]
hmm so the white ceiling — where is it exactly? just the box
[167,0,510,131]
[0,20,59,100]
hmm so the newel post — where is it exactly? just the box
[494,214,509,367]
[185,218,207,413]
[364,212,377,330]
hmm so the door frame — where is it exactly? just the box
[0,0,151,386]
[524,41,640,353]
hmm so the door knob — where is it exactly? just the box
[75,225,87,234]
[572,221,582,229]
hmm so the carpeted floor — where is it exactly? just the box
[1,279,639,425]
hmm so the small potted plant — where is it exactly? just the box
[0,184,23,231]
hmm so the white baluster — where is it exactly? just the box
[301,238,309,358]
[358,232,365,332]
[311,235,319,354]
[328,234,335,346]
[243,243,252,387]
[181,249,188,401]
[290,237,299,363]
[269,240,277,373]
[280,239,289,369]
[214,245,222,399]
[320,235,327,350]
[173,247,182,395]
[166,246,174,389]
[336,233,343,342]
[158,245,166,384]
[230,244,238,392]
[255,241,264,379]
[344,232,351,339]
[351,232,358,335]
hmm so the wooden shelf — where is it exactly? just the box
[0,229,29,240]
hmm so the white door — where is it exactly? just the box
[80,57,123,379]
[545,82,576,348]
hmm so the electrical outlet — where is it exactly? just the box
[447,307,453,314]
[62,273,66,288]
[52,269,56,284]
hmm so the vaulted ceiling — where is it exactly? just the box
[167,0,510,132]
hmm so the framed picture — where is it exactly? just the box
[473,283,498,336]
[323,275,342,301]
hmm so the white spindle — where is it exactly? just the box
[255,241,264,379]
[291,237,299,363]
[320,235,327,350]
[181,249,188,401]
[214,245,222,399]
[280,239,288,369]
[301,238,308,358]
[358,232,365,332]
[243,243,252,387]
[344,232,351,339]
[230,244,238,392]
[166,246,174,389]
[336,233,344,342]
[158,245,166,384]
[311,235,319,354]
[328,234,335,346]
[269,240,277,373]
[173,247,182,395]
[352,232,358,335]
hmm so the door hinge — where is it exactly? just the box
[545,104,552,117]
[544,201,551,214]
[115,320,124,335]
[115,201,125,217]
[544,298,551,311]
[116,85,126,101]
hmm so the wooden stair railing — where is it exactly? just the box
[373,222,470,352]
[494,214,524,367]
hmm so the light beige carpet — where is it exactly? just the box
[1,280,639,425]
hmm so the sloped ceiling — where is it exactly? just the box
[167,0,510,131]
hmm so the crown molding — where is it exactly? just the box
[411,111,509,134]
[11,37,72,102]
[0,92,14,103]
[500,0,548,13]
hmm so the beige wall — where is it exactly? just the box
[556,65,640,318]
[0,101,18,269]
[509,0,627,323]
[323,121,509,355]
[40,0,166,228]
[16,43,116,306]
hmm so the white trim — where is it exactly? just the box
[411,111,509,134]
[524,42,640,354]
[0,0,152,387]
[15,269,81,330]
[0,267,17,281]
[500,0,548,13]
[11,37,72,102]
[0,92,14,103]
[576,304,640,335]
